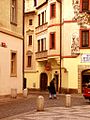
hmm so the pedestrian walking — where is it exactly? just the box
[48,78,57,99]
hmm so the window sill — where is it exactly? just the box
[50,48,55,50]
[10,21,17,26]
[80,47,90,49]
[50,16,56,19]
[10,74,17,77]
[27,66,31,68]
[79,11,90,14]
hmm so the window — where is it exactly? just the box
[41,39,44,51]
[38,40,40,52]
[29,19,32,25]
[50,32,55,49]
[45,10,46,23]
[50,3,56,18]
[43,38,46,51]
[27,56,32,67]
[82,0,89,11]
[37,38,46,52]
[11,51,17,76]
[38,14,40,26]
[80,0,90,12]
[34,0,37,6]
[81,30,89,47]
[10,0,17,24]
[28,35,32,45]
[42,12,44,25]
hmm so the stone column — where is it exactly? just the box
[65,94,71,107]
[37,95,44,111]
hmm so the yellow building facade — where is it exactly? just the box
[24,0,90,94]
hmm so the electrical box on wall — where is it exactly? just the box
[0,42,7,48]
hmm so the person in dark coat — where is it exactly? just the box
[48,78,56,99]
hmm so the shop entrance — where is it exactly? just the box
[82,69,90,92]
[40,72,48,91]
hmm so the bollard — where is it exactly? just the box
[37,95,44,111]
[65,94,71,107]
[11,88,17,98]
[23,88,28,97]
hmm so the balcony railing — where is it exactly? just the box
[35,22,48,34]
[35,50,48,59]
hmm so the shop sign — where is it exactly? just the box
[81,54,90,63]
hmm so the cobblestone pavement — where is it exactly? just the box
[1,105,90,120]
[0,91,90,119]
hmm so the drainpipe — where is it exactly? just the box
[22,0,25,90]
[59,0,62,93]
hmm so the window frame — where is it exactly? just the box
[38,14,40,26]
[41,39,44,51]
[29,19,32,25]
[80,0,90,12]
[80,29,90,48]
[45,10,46,23]
[34,0,37,7]
[10,0,17,25]
[42,12,44,25]
[38,40,40,52]
[50,32,56,49]
[28,35,32,46]
[50,2,56,19]
[27,55,32,67]
[10,51,17,77]
[37,38,46,52]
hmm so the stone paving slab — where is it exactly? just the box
[2,105,90,120]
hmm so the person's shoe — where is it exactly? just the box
[54,97,57,99]
[49,97,52,99]
[53,94,57,99]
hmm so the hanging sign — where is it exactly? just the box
[45,62,52,71]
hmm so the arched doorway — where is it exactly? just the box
[40,73,48,91]
[82,69,90,92]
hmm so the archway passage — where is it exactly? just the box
[82,70,90,92]
[40,73,48,91]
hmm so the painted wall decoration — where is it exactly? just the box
[71,33,79,55]
[72,0,90,25]
[72,0,80,20]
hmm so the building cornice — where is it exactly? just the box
[36,0,48,9]
[0,27,23,40]
[56,0,61,2]
[25,10,36,15]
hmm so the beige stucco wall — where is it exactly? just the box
[0,32,23,95]
[62,58,78,89]
[62,22,80,56]
[63,0,75,21]
[0,0,23,95]
[0,0,23,36]
[25,72,39,89]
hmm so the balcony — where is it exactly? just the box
[35,22,48,34]
[35,50,48,60]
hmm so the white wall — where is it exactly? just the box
[0,32,23,95]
